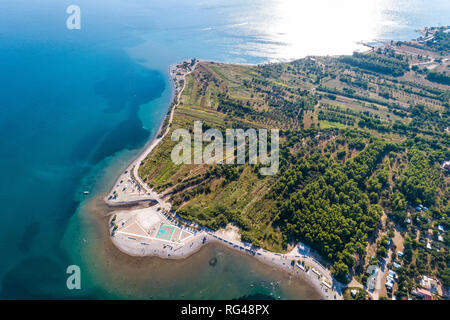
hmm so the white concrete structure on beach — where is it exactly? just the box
[111,206,198,257]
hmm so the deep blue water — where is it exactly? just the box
[0,0,448,299]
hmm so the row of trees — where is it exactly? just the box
[340,52,410,77]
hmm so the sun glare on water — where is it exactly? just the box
[237,0,407,61]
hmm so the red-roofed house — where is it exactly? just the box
[415,288,433,300]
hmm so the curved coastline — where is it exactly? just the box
[103,60,343,300]
[111,227,340,300]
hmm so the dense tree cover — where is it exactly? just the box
[398,148,440,206]
[426,30,450,52]
[271,140,394,281]
[340,52,409,77]
[426,71,450,85]
[394,227,450,298]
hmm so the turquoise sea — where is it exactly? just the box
[0,0,449,299]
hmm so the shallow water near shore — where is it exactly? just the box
[61,150,321,300]
[1,0,449,299]
[65,194,322,300]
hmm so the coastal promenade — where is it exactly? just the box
[111,206,343,300]
[105,60,343,300]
